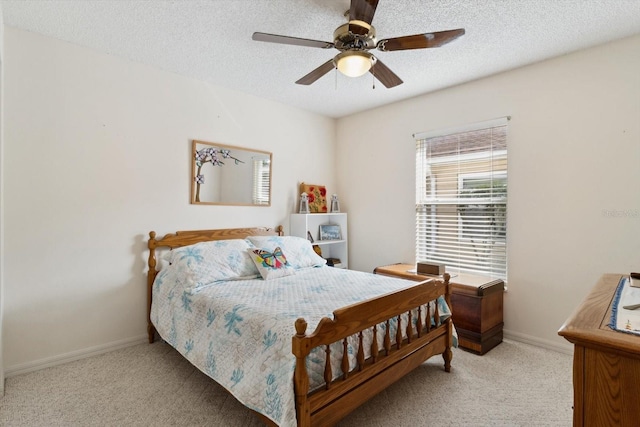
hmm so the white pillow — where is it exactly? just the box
[163,239,259,291]
[248,246,296,280]
[245,235,326,269]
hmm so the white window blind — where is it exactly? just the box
[252,158,271,205]
[415,118,509,279]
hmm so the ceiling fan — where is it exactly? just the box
[252,0,465,88]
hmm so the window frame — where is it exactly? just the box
[415,118,509,280]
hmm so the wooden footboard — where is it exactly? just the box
[292,274,452,427]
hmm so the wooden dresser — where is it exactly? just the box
[374,263,504,354]
[558,273,640,426]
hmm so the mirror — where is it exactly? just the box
[191,140,272,206]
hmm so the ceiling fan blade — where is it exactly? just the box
[252,32,334,49]
[349,0,379,24]
[377,28,465,52]
[295,59,336,85]
[370,58,403,88]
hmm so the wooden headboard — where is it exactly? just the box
[146,226,283,342]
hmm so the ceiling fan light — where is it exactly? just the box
[335,51,373,77]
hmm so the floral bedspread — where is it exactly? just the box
[151,265,452,426]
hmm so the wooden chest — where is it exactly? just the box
[373,264,505,354]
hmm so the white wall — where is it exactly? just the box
[2,27,336,373]
[337,34,640,351]
[0,2,6,394]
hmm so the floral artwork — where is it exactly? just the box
[194,146,244,202]
[299,183,327,213]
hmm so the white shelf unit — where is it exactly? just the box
[290,213,348,269]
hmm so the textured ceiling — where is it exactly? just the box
[2,0,640,118]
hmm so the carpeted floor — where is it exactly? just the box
[0,339,573,426]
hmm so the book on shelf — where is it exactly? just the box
[325,257,341,267]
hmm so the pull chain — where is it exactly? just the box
[372,60,376,89]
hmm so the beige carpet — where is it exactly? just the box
[0,339,573,426]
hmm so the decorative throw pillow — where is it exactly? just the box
[246,235,327,269]
[163,239,259,291]
[248,247,295,280]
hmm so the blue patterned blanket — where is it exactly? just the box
[151,265,452,426]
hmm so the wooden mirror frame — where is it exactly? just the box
[191,140,272,206]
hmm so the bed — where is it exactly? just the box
[147,226,453,426]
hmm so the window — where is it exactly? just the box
[252,158,271,205]
[415,118,509,279]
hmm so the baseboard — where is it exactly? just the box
[5,334,148,378]
[503,329,573,355]
[4,330,571,378]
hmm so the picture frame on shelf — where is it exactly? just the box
[319,224,342,241]
[299,183,327,213]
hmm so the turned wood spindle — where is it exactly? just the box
[417,306,423,338]
[371,324,379,363]
[341,339,349,380]
[357,331,365,371]
[324,345,332,390]
[384,319,391,355]
[406,310,413,344]
[395,315,402,349]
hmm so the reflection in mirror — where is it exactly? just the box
[191,140,272,206]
